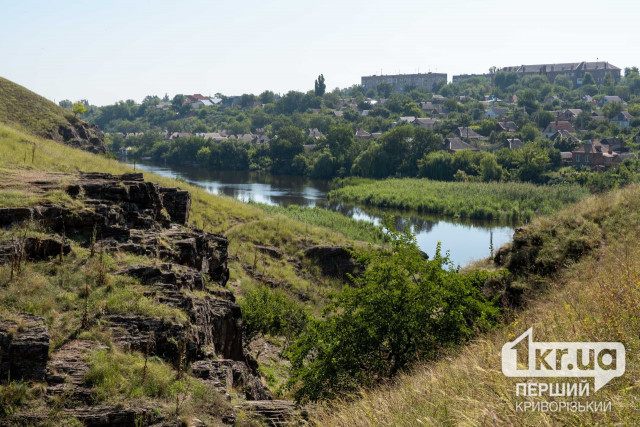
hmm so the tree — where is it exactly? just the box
[286,223,498,402]
[59,99,73,109]
[377,82,393,98]
[582,72,595,86]
[314,74,326,97]
[72,102,87,117]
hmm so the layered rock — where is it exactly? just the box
[0,313,50,381]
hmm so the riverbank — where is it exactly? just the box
[328,178,589,221]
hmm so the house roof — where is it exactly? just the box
[399,116,416,123]
[546,121,575,133]
[615,111,633,120]
[443,137,479,151]
[496,121,518,132]
[551,129,580,143]
[308,128,324,138]
[572,140,613,155]
[456,127,486,140]
[355,128,371,138]
[413,118,439,127]
[504,138,524,149]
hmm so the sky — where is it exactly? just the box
[1,0,638,106]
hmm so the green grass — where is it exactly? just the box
[0,76,75,139]
[248,202,387,244]
[328,178,589,222]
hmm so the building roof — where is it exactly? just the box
[501,61,620,73]
[456,127,486,140]
[545,121,575,133]
[487,107,509,116]
[504,138,524,149]
[572,140,613,155]
[551,129,580,143]
[443,137,479,152]
[355,128,371,138]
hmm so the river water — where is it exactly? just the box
[126,162,514,267]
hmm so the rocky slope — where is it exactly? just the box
[0,171,297,425]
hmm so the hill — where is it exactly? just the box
[0,122,373,424]
[0,77,106,153]
[314,184,640,425]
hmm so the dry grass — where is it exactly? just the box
[313,187,640,426]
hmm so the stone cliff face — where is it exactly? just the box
[55,119,107,154]
[0,171,273,425]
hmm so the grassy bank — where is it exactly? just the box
[314,184,640,425]
[248,202,387,244]
[328,178,589,222]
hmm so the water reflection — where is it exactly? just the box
[125,162,514,266]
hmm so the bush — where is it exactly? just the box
[286,223,499,402]
[240,286,309,340]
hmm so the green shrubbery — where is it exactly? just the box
[240,286,309,341]
[286,224,500,402]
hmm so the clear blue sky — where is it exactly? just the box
[1,0,638,106]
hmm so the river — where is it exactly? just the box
[125,162,514,267]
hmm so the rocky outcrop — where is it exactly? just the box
[160,187,191,225]
[55,119,107,154]
[237,400,297,426]
[46,339,107,403]
[0,236,70,264]
[1,171,277,423]
[304,245,360,279]
[0,313,50,381]
[192,359,271,400]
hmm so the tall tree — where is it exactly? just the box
[314,74,326,97]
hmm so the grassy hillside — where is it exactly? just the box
[0,122,375,405]
[0,77,75,139]
[314,185,640,425]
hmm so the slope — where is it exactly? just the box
[314,185,640,425]
[0,77,106,153]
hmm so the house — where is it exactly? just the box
[600,137,627,152]
[255,134,270,144]
[550,129,580,145]
[560,109,583,122]
[355,129,371,140]
[543,121,575,138]
[419,101,438,113]
[155,102,172,110]
[412,118,439,130]
[561,152,573,164]
[398,116,416,124]
[371,132,383,139]
[197,132,227,142]
[612,111,632,128]
[503,138,524,149]
[495,121,518,133]
[598,96,625,108]
[485,107,509,119]
[441,137,480,153]
[307,128,324,139]
[571,140,620,169]
[456,127,486,141]
[499,61,621,87]
[169,132,192,140]
[432,95,446,103]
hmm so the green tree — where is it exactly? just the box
[377,82,393,98]
[582,72,595,86]
[314,74,326,97]
[286,224,498,402]
[72,102,87,117]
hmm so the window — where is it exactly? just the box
[575,155,580,162]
